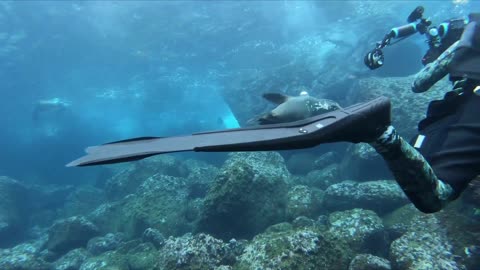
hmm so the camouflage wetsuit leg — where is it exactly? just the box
[369,126,454,213]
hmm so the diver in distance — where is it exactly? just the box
[68,10,480,214]
[32,97,71,122]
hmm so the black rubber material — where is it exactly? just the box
[66,97,391,167]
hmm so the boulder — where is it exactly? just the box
[328,208,387,256]
[235,227,352,269]
[53,248,89,270]
[324,180,409,215]
[86,233,124,256]
[158,233,238,270]
[286,185,323,220]
[348,254,391,270]
[46,216,99,255]
[390,215,462,270]
[198,152,290,240]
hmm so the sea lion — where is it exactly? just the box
[33,98,71,121]
[248,91,341,125]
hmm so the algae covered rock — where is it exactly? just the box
[328,208,387,256]
[346,76,449,139]
[61,186,105,218]
[142,228,165,248]
[286,185,323,220]
[198,152,290,239]
[338,144,391,181]
[302,164,340,190]
[78,240,160,270]
[382,204,421,241]
[53,248,89,270]
[105,155,187,200]
[79,251,129,270]
[235,227,351,270]
[324,180,408,215]
[0,242,51,270]
[0,176,29,247]
[158,233,237,270]
[87,233,124,256]
[89,174,193,239]
[389,215,463,270]
[348,254,391,270]
[46,216,100,255]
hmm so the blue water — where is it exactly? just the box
[0,1,476,184]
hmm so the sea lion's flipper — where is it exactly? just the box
[67,97,391,167]
[262,93,290,104]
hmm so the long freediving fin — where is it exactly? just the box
[67,97,391,167]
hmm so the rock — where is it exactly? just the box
[0,176,29,247]
[53,248,89,270]
[338,144,392,181]
[198,152,290,239]
[89,174,193,238]
[382,204,421,241]
[142,228,165,248]
[61,186,105,218]
[286,152,317,175]
[292,216,316,228]
[125,242,159,270]
[390,215,462,270]
[86,233,124,256]
[286,185,323,220]
[328,208,387,256]
[313,151,340,169]
[158,233,236,269]
[303,165,340,190]
[0,242,51,270]
[79,251,128,270]
[264,222,294,234]
[324,180,409,215]
[235,227,352,269]
[348,254,391,270]
[183,159,219,200]
[346,76,449,140]
[46,216,100,255]
[104,155,187,200]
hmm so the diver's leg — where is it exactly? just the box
[369,126,454,213]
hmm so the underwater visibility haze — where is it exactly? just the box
[0,1,480,269]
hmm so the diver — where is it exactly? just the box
[67,11,480,214]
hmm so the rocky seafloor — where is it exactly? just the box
[1,147,479,270]
[2,72,480,270]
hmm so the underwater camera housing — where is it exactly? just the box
[364,6,432,70]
